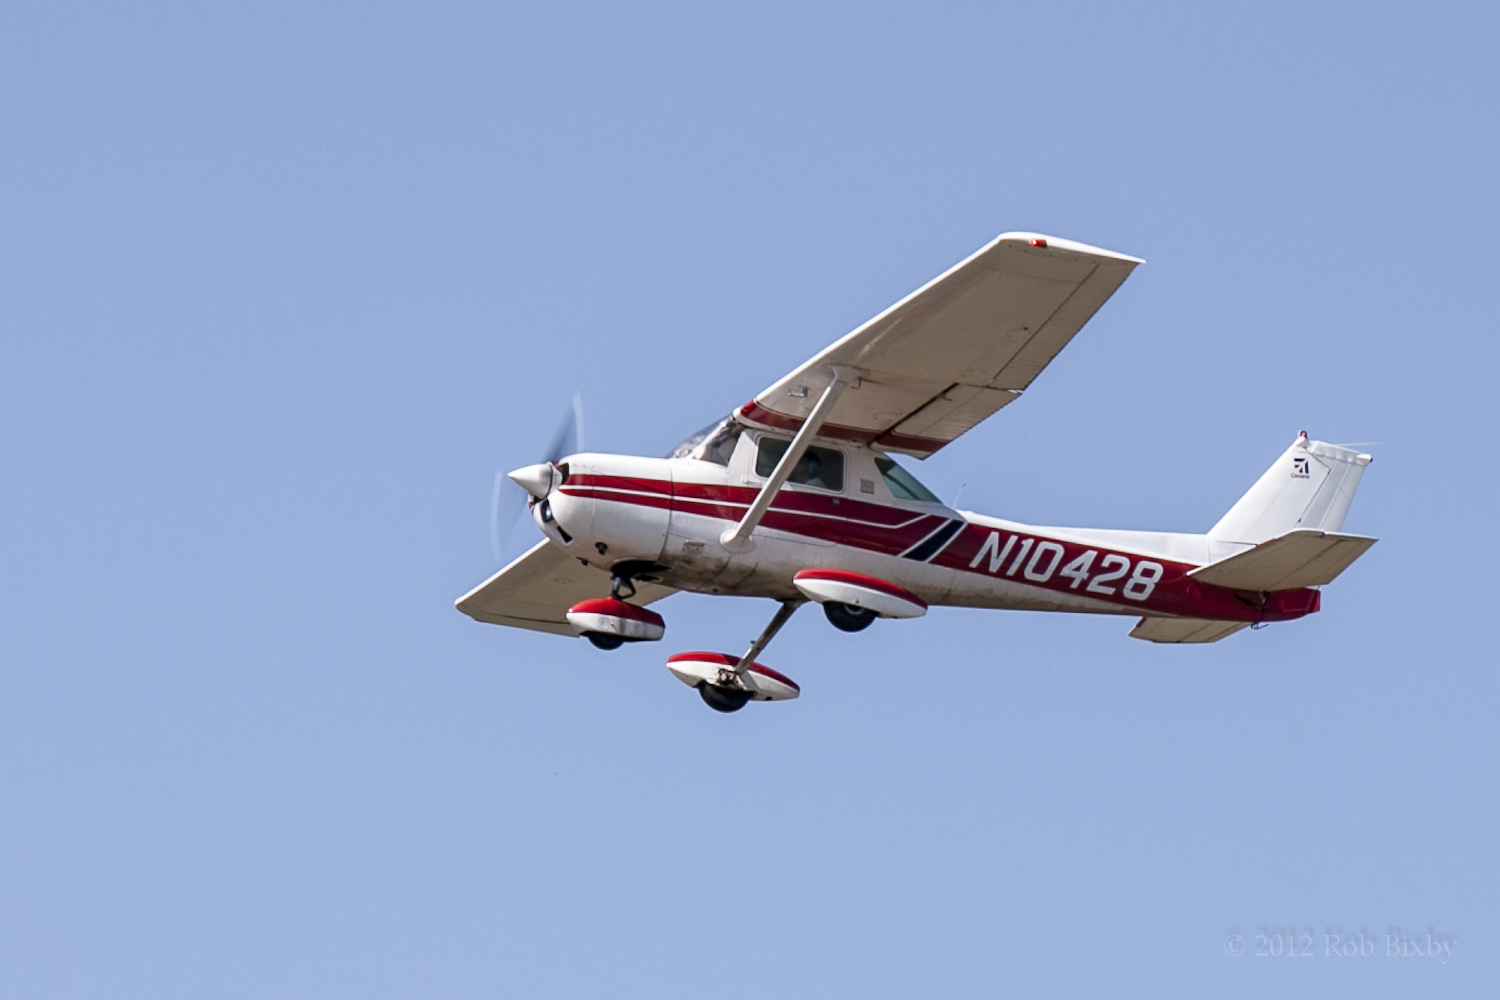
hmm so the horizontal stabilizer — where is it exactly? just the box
[1189,529,1377,592]
[1129,618,1250,644]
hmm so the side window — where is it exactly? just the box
[755,437,845,492]
[875,456,942,502]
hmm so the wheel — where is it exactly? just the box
[824,601,876,633]
[698,684,751,713]
[586,632,626,650]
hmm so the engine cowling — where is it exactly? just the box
[547,454,673,575]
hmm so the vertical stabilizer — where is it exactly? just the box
[1208,434,1372,545]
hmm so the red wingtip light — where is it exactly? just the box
[1030,238,1048,248]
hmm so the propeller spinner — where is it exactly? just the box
[507,462,558,500]
[490,393,585,563]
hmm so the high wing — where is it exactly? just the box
[737,233,1143,458]
[455,539,676,635]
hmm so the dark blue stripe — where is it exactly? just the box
[903,518,964,562]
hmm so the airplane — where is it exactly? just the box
[456,233,1376,712]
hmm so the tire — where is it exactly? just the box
[586,632,626,650]
[699,684,751,713]
[824,601,876,633]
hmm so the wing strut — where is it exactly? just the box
[720,364,859,552]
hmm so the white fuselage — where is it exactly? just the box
[533,430,1319,626]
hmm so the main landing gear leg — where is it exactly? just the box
[730,599,804,681]
[697,599,804,712]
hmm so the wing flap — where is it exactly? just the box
[1188,529,1377,592]
[455,540,675,635]
[1129,618,1251,644]
[887,385,1020,440]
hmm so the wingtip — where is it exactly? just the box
[995,232,1145,266]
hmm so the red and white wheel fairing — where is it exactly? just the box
[665,651,800,702]
[566,598,666,642]
[792,568,928,619]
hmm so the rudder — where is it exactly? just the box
[1208,433,1372,545]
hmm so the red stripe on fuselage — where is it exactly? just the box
[670,481,924,526]
[933,524,1316,622]
[567,474,1319,622]
[561,487,674,512]
[568,474,672,495]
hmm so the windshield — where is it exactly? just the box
[667,416,742,466]
[875,456,942,502]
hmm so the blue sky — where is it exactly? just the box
[2,2,1495,997]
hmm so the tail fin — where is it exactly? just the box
[1209,433,1372,545]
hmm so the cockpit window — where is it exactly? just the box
[875,456,942,502]
[755,437,845,492]
[667,417,742,466]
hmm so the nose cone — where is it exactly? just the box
[508,462,557,499]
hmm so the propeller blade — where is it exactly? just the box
[490,471,504,562]
[491,475,535,564]
[543,392,586,465]
[489,392,587,565]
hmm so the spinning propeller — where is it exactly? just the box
[490,392,585,564]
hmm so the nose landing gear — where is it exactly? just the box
[565,562,675,650]
[565,596,665,648]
